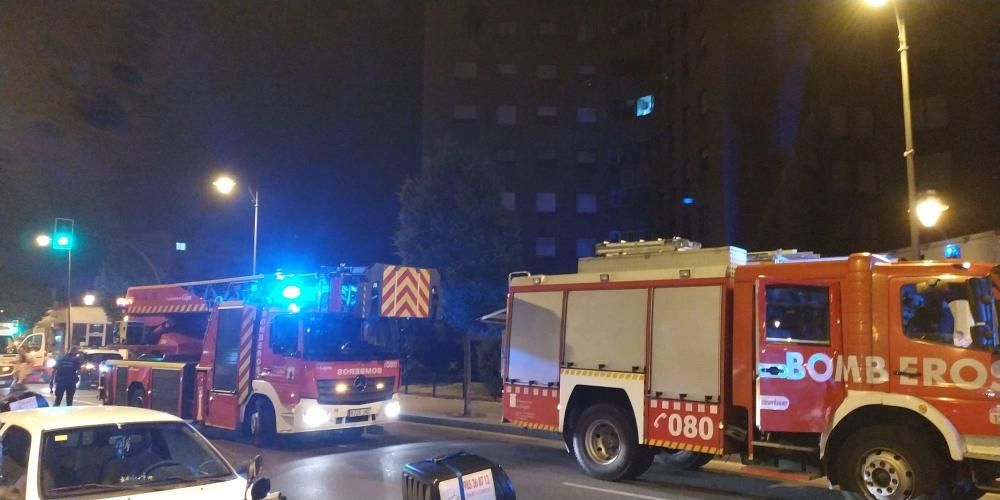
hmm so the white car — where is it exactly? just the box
[0,405,275,499]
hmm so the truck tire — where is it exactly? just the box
[572,403,642,481]
[656,449,714,471]
[127,387,145,408]
[624,447,655,479]
[251,399,277,448]
[836,424,942,499]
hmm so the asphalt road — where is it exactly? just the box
[30,385,841,499]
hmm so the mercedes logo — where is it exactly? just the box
[353,375,367,392]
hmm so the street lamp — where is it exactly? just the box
[213,175,260,275]
[82,293,96,307]
[35,234,51,247]
[866,0,920,259]
[916,191,948,228]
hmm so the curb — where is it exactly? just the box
[399,413,561,442]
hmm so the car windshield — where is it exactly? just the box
[902,275,999,350]
[302,313,390,361]
[41,422,234,498]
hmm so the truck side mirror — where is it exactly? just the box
[247,454,262,480]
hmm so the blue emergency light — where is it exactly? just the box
[944,243,961,259]
[281,285,301,300]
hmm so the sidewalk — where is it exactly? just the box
[398,393,559,441]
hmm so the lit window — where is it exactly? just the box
[501,192,516,211]
[537,106,558,118]
[576,193,597,214]
[454,62,477,79]
[536,237,556,257]
[496,105,517,125]
[175,242,187,251]
[539,22,558,36]
[636,95,654,117]
[576,238,595,257]
[537,64,557,80]
[497,63,517,75]
[576,107,598,123]
[575,65,596,76]
[536,192,556,213]
[453,105,477,121]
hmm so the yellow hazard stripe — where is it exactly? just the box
[560,368,644,380]
[644,438,720,455]
[510,420,559,432]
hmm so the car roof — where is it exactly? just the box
[0,406,182,433]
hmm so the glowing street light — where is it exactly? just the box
[82,293,96,306]
[35,234,51,247]
[212,174,260,275]
[916,192,948,228]
[864,0,888,7]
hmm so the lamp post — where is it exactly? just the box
[213,175,260,275]
[36,229,72,353]
[866,0,920,259]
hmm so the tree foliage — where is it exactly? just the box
[394,144,521,331]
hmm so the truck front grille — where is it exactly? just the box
[317,377,395,405]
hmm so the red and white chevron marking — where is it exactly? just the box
[127,303,210,314]
[380,265,432,318]
[236,308,254,405]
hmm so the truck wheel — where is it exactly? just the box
[127,387,145,408]
[624,447,655,479]
[656,449,714,471]
[572,403,641,481]
[251,399,276,448]
[836,424,942,499]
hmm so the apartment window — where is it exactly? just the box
[536,237,556,257]
[539,22,558,36]
[453,105,478,121]
[830,107,848,137]
[454,62,477,79]
[501,192,516,211]
[919,152,952,188]
[576,65,596,76]
[537,64,557,80]
[536,192,556,213]
[925,95,949,128]
[576,150,597,167]
[576,193,597,214]
[536,151,557,168]
[578,23,595,42]
[636,95,654,117]
[576,107,598,123]
[854,107,873,137]
[498,21,516,36]
[496,105,517,125]
[537,106,558,118]
[576,238,595,258]
[608,187,623,208]
[497,63,517,75]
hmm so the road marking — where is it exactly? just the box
[561,482,694,500]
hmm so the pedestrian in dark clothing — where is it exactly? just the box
[53,346,82,406]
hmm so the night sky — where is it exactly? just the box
[0,1,423,294]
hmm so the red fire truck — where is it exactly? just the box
[102,264,438,444]
[503,238,1000,498]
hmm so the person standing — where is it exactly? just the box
[53,346,82,406]
[8,351,31,395]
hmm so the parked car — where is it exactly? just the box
[0,406,277,499]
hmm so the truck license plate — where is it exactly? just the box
[347,408,371,417]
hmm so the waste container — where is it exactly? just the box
[402,451,515,500]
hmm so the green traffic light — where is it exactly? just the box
[53,234,73,250]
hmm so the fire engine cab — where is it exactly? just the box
[102,264,438,444]
[503,238,1000,498]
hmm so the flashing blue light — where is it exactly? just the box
[282,285,302,300]
[288,303,300,313]
[682,197,695,206]
[943,243,961,259]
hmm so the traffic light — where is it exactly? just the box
[52,218,74,251]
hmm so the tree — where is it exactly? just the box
[93,243,162,322]
[394,143,521,414]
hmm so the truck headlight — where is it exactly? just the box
[83,362,95,370]
[334,382,348,394]
[384,400,401,418]
[45,359,56,368]
[303,406,329,427]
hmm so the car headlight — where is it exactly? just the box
[384,400,401,418]
[83,362,95,370]
[0,366,11,374]
[45,359,57,368]
[99,365,109,373]
[302,406,329,427]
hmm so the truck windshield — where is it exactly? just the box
[301,313,388,361]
